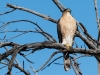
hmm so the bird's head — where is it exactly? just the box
[63,8,71,13]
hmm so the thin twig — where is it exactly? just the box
[30,66,38,75]
[7,32,29,41]
[0,30,56,42]
[75,54,91,60]
[4,46,9,51]
[22,55,34,64]
[23,61,24,70]
[0,9,16,16]
[0,66,7,70]
[14,58,21,67]
[35,28,56,42]
[36,51,61,72]
[42,56,63,70]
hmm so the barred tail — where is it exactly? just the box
[64,52,70,71]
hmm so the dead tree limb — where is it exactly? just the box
[0,9,16,16]
[79,22,99,45]
[5,58,30,75]
[42,56,63,70]
[94,0,100,27]
[52,0,66,12]
[6,3,57,23]
[7,49,18,75]
[76,31,97,49]
[0,41,100,62]
[71,55,82,75]
[0,20,56,42]
[36,51,61,72]
[94,0,100,75]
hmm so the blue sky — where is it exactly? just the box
[0,0,100,75]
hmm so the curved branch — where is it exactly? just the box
[0,20,41,29]
[0,20,57,42]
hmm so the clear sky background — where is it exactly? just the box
[0,0,100,75]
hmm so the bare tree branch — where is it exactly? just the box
[42,56,63,70]
[0,66,7,70]
[0,58,30,75]
[93,0,100,75]
[0,42,19,47]
[71,59,82,75]
[5,58,30,75]
[76,31,97,49]
[94,0,100,27]
[71,55,82,75]
[20,54,34,64]
[36,51,61,72]
[0,9,16,16]
[36,29,57,42]
[0,20,56,42]
[30,66,38,75]
[7,47,19,75]
[0,20,40,29]
[52,0,66,12]
[79,22,99,45]
[0,30,56,42]
[8,32,29,41]
[6,4,58,23]
[0,41,100,62]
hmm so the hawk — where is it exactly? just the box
[57,8,77,71]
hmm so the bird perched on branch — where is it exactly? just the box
[57,8,77,71]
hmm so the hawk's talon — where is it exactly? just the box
[63,44,72,50]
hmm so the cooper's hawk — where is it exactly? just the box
[57,8,76,71]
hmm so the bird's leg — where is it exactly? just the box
[64,44,71,50]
